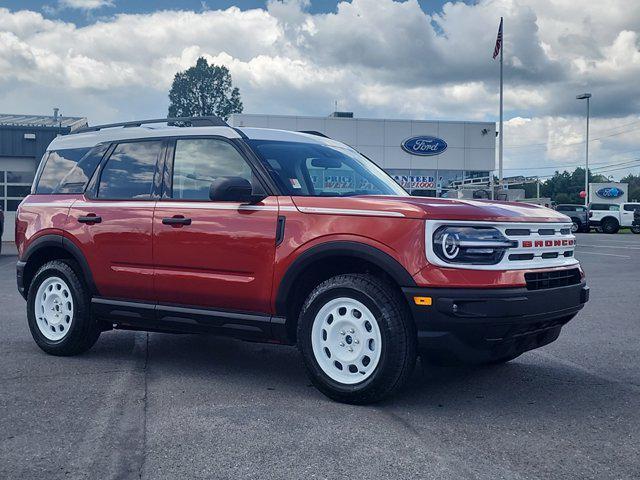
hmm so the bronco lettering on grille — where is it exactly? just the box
[521,239,574,248]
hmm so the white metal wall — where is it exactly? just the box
[230,114,496,173]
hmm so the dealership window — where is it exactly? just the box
[465,171,490,180]
[2,169,35,212]
[436,170,464,196]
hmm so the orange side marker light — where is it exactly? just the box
[413,296,432,306]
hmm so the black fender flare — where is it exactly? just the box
[21,234,98,296]
[275,241,416,315]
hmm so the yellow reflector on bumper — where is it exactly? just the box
[413,296,432,306]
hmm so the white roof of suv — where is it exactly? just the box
[47,123,345,151]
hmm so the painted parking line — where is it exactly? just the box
[576,238,640,244]
[577,244,640,250]
[575,251,631,258]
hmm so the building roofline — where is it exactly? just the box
[0,113,88,131]
[231,113,495,126]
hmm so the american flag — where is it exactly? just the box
[493,17,503,59]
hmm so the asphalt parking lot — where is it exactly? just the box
[1,234,639,480]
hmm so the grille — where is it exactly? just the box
[525,268,581,291]
[426,221,578,271]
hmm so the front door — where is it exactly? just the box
[67,140,163,301]
[153,137,278,313]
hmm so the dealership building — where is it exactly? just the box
[230,113,496,196]
[0,113,87,243]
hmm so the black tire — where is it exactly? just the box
[27,260,101,356]
[297,274,416,404]
[601,217,619,234]
[570,219,580,234]
[631,226,640,234]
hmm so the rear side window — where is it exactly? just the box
[623,204,640,212]
[98,141,162,199]
[35,147,92,194]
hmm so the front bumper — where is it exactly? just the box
[402,282,589,363]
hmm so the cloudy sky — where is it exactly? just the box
[1,0,639,178]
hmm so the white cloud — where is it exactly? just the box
[58,0,114,10]
[0,0,638,177]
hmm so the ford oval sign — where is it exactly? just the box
[401,136,448,156]
[596,187,624,199]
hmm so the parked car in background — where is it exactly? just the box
[15,116,589,404]
[555,204,589,233]
[589,202,640,234]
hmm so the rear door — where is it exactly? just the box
[67,139,164,301]
[153,137,278,312]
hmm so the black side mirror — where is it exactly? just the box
[209,176,263,203]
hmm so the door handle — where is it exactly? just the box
[162,216,192,226]
[78,215,102,224]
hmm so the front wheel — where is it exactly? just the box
[297,274,416,404]
[632,225,640,234]
[27,260,101,356]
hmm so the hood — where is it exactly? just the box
[291,195,570,223]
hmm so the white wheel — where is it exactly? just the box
[34,276,74,341]
[571,221,579,233]
[311,297,382,385]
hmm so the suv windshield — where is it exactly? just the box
[247,140,407,197]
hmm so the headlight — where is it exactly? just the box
[432,226,517,265]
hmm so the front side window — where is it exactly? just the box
[98,141,162,199]
[247,140,406,197]
[171,139,252,200]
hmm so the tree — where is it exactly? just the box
[620,173,640,202]
[168,57,243,121]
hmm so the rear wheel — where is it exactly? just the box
[601,217,619,234]
[631,225,640,234]
[27,260,101,356]
[297,274,416,404]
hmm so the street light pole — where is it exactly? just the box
[576,93,591,206]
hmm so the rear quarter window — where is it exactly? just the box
[35,146,107,194]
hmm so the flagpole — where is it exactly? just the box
[498,16,504,192]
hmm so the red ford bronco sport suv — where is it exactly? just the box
[15,117,589,404]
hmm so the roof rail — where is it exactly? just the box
[298,130,330,138]
[75,116,229,133]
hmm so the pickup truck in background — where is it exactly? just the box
[555,204,590,233]
[589,202,640,234]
